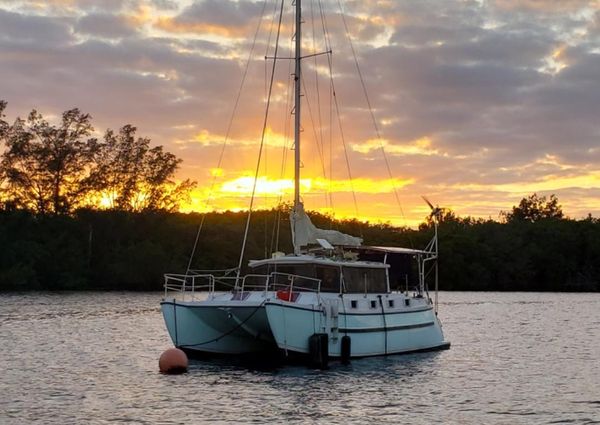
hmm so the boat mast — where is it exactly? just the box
[293,0,302,255]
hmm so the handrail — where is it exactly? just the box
[163,272,215,299]
[163,270,323,301]
[240,274,270,294]
[268,272,321,293]
[188,267,238,275]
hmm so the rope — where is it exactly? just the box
[269,49,294,256]
[318,0,335,218]
[262,0,282,259]
[336,0,409,230]
[184,0,269,274]
[236,0,286,285]
[378,295,388,355]
[316,0,336,222]
[332,84,360,221]
[173,303,178,346]
[177,301,266,348]
[310,0,329,209]
[301,72,329,202]
[317,0,360,224]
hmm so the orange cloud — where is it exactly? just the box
[125,4,154,27]
[492,0,597,12]
[352,137,441,156]
[155,17,250,38]
[190,128,289,148]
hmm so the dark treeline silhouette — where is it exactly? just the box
[1,103,599,292]
[0,198,599,292]
[0,101,194,214]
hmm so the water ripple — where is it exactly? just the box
[1,291,599,424]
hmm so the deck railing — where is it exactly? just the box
[266,272,321,294]
[163,270,322,301]
[163,273,216,300]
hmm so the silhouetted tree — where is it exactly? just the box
[418,207,470,230]
[1,206,599,292]
[0,101,8,207]
[502,193,563,222]
[0,102,195,214]
[91,124,195,212]
[0,105,99,214]
[0,101,8,136]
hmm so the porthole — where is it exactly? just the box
[388,299,394,308]
[405,298,410,307]
[370,300,377,309]
[350,300,358,308]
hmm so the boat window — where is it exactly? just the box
[315,266,341,293]
[271,265,315,280]
[342,267,388,293]
[253,264,315,278]
[255,264,320,292]
[250,265,269,275]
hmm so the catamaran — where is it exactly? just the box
[160,0,450,364]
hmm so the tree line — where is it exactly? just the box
[0,103,599,292]
[0,101,194,214]
[0,195,598,292]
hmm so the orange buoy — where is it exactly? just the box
[159,348,188,374]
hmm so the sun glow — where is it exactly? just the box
[352,137,440,156]
[216,176,414,197]
[192,127,288,148]
[220,176,300,197]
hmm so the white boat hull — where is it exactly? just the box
[264,296,449,358]
[160,296,275,355]
[161,292,449,358]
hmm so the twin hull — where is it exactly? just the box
[160,297,273,354]
[161,292,449,358]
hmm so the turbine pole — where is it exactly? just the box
[434,217,439,313]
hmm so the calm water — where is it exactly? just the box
[1,292,599,424]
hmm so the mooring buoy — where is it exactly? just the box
[159,348,188,374]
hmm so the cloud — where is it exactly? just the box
[1,0,599,225]
[492,0,597,13]
[75,13,138,38]
[155,0,265,37]
[351,137,440,157]
[0,8,74,45]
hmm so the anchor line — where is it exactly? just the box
[177,301,266,348]
[378,295,388,355]
[340,294,348,337]
[174,303,179,347]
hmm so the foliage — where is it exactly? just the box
[0,102,195,214]
[0,107,99,214]
[91,125,195,212]
[502,193,564,222]
[0,205,599,292]
[0,103,597,294]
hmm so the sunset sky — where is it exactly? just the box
[1,0,599,227]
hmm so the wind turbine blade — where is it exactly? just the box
[422,196,435,211]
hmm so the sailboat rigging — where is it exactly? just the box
[160,0,450,364]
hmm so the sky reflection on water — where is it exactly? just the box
[1,291,599,424]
